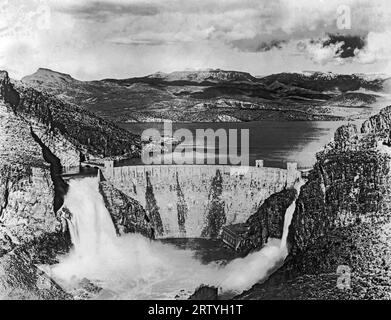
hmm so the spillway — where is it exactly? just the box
[51,175,305,299]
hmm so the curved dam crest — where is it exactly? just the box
[102,161,302,238]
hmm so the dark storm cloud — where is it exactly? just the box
[322,34,366,58]
[228,25,365,54]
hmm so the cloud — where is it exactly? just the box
[323,34,366,58]
[254,40,287,52]
[297,31,391,67]
[296,33,377,65]
[297,38,345,65]
[55,0,160,22]
[51,0,368,47]
[355,31,391,64]
[1,0,391,79]
[230,36,288,53]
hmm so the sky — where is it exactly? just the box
[1,0,391,80]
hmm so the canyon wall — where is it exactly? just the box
[1,69,144,250]
[238,188,298,253]
[102,163,301,238]
[0,97,69,258]
[99,180,155,239]
[0,70,143,298]
[238,108,391,300]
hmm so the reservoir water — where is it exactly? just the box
[119,92,391,169]
[119,121,347,169]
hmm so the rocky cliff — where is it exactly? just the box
[0,250,71,300]
[238,108,391,299]
[238,188,297,253]
[0,93,69,259]
[0,162,71,298]
[0,69,142,251]
[99,180,154,239]
[0,70,143,299]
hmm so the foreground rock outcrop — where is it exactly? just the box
[238,188,297,253]
[0,250,71,300]
[188,285,218,300]
[238,108,391,299]
[0,70,143,299]
[0,164,70,259]
[1,69,123,254]
[99,180,155,239]
[0,98,70,259]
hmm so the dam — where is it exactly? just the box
[101,160,302,239]
[52,175,305,298]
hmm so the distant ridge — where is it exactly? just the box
[22,67,389,86]
[20,67,388,124]
[145,69,257,83]
[22,68,81,86]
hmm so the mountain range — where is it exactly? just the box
[21,68,389,124]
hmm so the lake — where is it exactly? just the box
[119,121,348,169]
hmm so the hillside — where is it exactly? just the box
[3,71,141,163]
[21,69,389,124]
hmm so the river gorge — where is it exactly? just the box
[2,68,391,300]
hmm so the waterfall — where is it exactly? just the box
[218,177,305,293]
[280,178,306,252]
[51,176,305,299]
[65,177,117,257]
[52,177,219,299]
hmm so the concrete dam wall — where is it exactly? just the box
[102,161,301,238]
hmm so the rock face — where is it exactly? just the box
[0,71,20,107]
[0,250,71,300]
[0,93,71,259]
[0,164,71,298]
[2,70,141,164]
[0,70,142,299]
[99,180,154,239]
[0,71,82,258]
[11,83,140,161]
[0,165,69,258]
[361,105,391,135]
[238,108,391,299]
[188,285,218,300]
[30,129,69,212]
[239,188,297,253]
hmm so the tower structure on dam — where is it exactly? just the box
[101,161,301,239]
